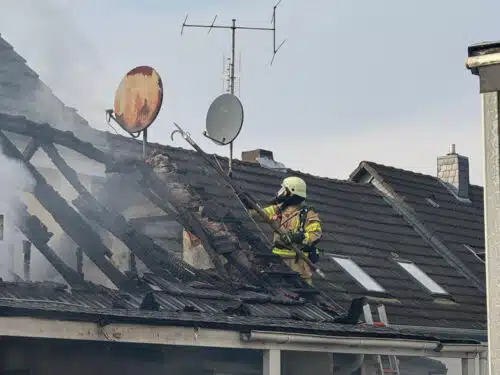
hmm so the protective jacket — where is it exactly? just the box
[254,202,322,258]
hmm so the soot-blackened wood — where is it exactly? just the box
[22,240,31,281]
[139,180,233,281]
[138,168,279,289]
[73,194,199,283]
[42,142,201,283]
[15,203,86,287]
[0,113,111,165]
[0,132,127,289]
[22,138,39,161]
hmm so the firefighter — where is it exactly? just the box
[241,176,322,285]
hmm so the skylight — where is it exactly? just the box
[331,255,386,293]
[396,260,448,295]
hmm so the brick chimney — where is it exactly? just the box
[437,144,470,199]
[241,149,274,163]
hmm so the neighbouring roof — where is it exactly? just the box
[352,161,485,281]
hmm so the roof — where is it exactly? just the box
[0,32,486,342]
[121,139,486,331]
[0,112,486,344]
[349,161,486,325]
[0,280,454,341]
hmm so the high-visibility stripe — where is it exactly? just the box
[272,248,310,257]
[264,205,277,218]
[305,222,322,232]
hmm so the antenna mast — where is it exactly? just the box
[180,1,286,176]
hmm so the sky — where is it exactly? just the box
[0,0,498,185]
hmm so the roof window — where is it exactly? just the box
[396,260,447,295]
[330,255,386,293]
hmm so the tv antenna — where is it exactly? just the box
[180,0,286,176]
[105,66,164,159]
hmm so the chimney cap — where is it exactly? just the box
[449,144,456,155]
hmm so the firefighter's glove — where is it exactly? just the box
[281,231,305,245]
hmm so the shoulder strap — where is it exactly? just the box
[298,206,310,232]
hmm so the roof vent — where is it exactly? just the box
[437,144,470,200]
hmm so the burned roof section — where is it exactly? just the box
[0,112,359,332]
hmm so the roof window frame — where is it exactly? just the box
[329,254,387,295]
[395,259,449,297]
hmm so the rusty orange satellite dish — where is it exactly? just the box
[113,66,163,134]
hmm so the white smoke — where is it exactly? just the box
[0,144,35,281]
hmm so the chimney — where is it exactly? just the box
[241,149,274,163]
[241,149,288,172]
[437,144,470,198]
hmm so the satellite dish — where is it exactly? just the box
[204,93,244,145]
[113,66,163,134]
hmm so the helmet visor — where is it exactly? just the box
[277,186,290,198]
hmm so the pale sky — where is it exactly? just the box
[1,0,497,185]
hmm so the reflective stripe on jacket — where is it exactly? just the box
[250,203,322,257]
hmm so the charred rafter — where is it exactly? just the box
[0,113,346,316]
[22,138,39,161]
[41,142,213,284]
[14,201,87,287]
[0,131,130,290]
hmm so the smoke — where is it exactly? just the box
[0,145,35,282]
[0,0,112,131]
[0,1,123,285]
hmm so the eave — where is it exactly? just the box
[0,316,485,359]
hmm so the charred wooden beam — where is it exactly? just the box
[139,187,231,279]
[41,142,200,283]
[0,113,111,164]
[0,132,128,289]
[22,240,31,281]
[73,194,198,283]
[136,169,274,287]
[22,138,39,161]
[14,202,86,287]
[76,247,83,278]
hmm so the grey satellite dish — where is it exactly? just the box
[204,93,244,145]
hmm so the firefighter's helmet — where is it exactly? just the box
[277,176,307,199]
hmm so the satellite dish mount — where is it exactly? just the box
[180,1,286,176]
[105,66,164,159]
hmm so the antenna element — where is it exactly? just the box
[180,1,287,176]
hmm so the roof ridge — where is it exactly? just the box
[362,160,484,189]
[108,133,365,187]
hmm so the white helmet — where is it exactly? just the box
[277,176,307,199]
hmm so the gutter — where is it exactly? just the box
[241,331,487,358]
[392,324,488,342]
